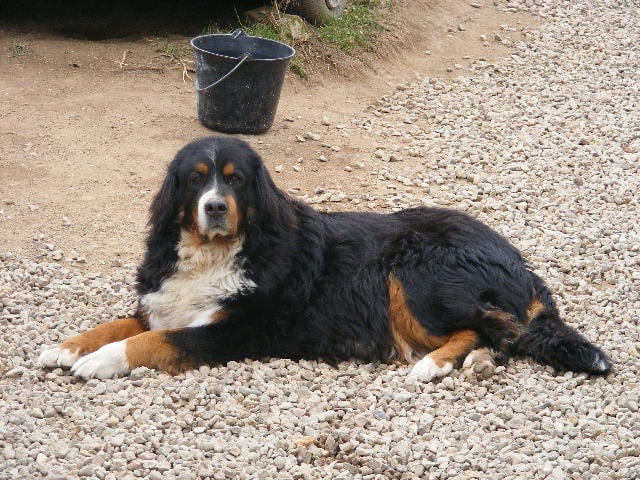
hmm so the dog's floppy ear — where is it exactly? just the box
[148,168,180,234]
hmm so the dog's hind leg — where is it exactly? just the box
[462,347,497,379]
[404,306,517,383]
[408,329,478,382]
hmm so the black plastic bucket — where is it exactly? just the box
[191,29,295,134]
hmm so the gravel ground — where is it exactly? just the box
[2,1,640,479]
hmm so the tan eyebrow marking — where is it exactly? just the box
[195,162,208,175]
[223,163,235,176]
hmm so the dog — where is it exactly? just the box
[39,136,612,380]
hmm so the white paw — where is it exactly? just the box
[408,355,453,382]
[71,341,129,380]
[38,346,81,368]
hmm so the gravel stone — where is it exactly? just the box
[303,132,321,141]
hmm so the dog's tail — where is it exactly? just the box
[511,279,612,374]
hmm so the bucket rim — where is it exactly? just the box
[190,32,296,62]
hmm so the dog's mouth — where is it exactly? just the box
[197,213,240,243]
[198,221,231,240]
[184,224,236,251]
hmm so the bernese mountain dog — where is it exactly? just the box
[39,136,612,380]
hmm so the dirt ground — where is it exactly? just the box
[0,0,535,272]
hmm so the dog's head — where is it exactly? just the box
[149,137,290,244]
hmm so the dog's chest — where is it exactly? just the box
[140,237,254,330]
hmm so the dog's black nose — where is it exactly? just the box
[204,199,228,217]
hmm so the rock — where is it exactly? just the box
[275,14,311,42]
[394,392,412,403]
[78,465,94,476]
[30,408,44,418]
[4,366,26,377]
[304,132,321,141]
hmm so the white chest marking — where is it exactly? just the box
[141,231,255,330]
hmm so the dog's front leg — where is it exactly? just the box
[38,316,147,369]
[69,318,261,379]
[70,327,189,379]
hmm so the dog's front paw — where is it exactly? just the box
[71,341,130,380]
[38,346,81,368]
[408,355,453,382]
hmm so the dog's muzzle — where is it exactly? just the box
[198,190,229,237]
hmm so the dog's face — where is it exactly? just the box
[151,137,266,242]
[180,144,251,240]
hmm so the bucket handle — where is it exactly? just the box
[195,51,252,92]
[230,28,246,39]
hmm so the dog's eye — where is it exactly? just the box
[226,172,244,185]
[189,173,203,186]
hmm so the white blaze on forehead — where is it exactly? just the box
[196,145,223,233]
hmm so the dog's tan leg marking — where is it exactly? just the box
[60,317,147,354]
[38,317,147,368]
[388,273,447,361]
[125,329,192,374]
[409,330,478,382]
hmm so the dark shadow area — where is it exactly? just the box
[0,0,265,39]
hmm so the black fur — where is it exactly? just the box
[137,136,612,375]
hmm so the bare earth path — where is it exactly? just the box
[1,0,529,271]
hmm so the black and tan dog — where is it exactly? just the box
[39,136,612,380]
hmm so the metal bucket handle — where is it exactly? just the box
[195,29,252,92]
